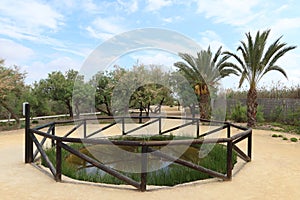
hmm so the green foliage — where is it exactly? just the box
[272,134,278,137]
[0,61,26,124]
[223,29,296,127]
[290,137,298,142]
[256,106,265,123]
[43,139,237,186]
[283,137,288,140]
[228,103,264,123]
[174,46,239,119]
[229,103,247,122]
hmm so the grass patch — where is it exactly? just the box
[42,135,237,186]
[269,122,300,135]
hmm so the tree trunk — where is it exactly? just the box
[66,100,73,118]
[0,101,20,124]
[247,87,258,127]
[104,96,112,116]
[199,93,210,119]
[74,103,80,118]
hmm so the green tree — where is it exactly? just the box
[128,65,173,116]
[91,66,126,116]
[223,29,296,127]
[39,69,79,117]
[0,60,26,124]
[174,46,239,119]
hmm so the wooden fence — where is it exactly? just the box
[24,104,252,191]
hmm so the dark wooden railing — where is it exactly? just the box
[24,104,252,191]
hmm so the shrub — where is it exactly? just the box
[43,137,237,186]
[230,103,247,122]
[270,105,284,122]
[32,120,39,124]
[272,134,278,137]
[229,103,264,123]
[290,137,298,142]
[256,106,265,123]
[283,137,288,140]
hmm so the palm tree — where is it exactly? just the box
[174,46,239,119]
[223,29,296,127]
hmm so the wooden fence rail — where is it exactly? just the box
[24,104,252,191]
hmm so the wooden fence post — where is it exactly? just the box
[248,130,252,160]
[55,139,62,181]
[140,145,148,191]
[51,123,55,147]
[122,117,125,135]
[83,119,87,138]
[196,119,200,138]
[24,103,33,163]
[227,124,231,138]
[159,117,162,135]
[226,140,233,180]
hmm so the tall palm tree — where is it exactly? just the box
[223,29,296,127]
[174,46,239,119]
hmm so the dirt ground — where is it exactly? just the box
[0,122,300,200]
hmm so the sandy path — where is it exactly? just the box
[0,124,300,200]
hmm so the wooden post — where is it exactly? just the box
[140,145,148,192]
[248,130,252,160]
[158,117,162,135]
[83,119,87,138]
[139,103,143,124]
[196,119,200,138]
[122,117,125,135]
[51,124,55,147]
[24,103,33,163]
[55,140,62,181]
[226,140,233,180]
[227,124,231,138]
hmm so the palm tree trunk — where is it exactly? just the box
[247,87,258,127]
[199,94,210,119]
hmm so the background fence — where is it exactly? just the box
[226,98,300,121]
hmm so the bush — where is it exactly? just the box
[230,103,247,122]
[229,103,264,123]
[256,106,265,123]
[290,137,298,142]
[283,137,288,140]
[272,134,278,137]
[32,120,39,124]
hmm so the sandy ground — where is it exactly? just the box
[0,122,300,200]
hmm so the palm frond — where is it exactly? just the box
[259,65,288,82]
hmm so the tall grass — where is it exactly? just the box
[42,136,237,186]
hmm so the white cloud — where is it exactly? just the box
[196,0,261,26]
[0,38,34,66]
[198,30,228,52]
[26,57,81,84]
[130,51,179,67]
[145,0,173,11]
[163,16,183,23]
[117,0,139,13]
[86,17,126,40]
[271,17,300,34]
[0,0,64,47]
[0,0,64,32]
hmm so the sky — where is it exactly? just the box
[0,0,300,90]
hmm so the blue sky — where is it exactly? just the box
[0,0,299,89]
